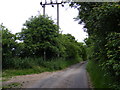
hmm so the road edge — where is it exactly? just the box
[87,71,94,89]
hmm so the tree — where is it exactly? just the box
[0,24,2,62]
[70,2,120,87]
[1,24,18,69]
[58,33,86,60]
[18,15,60,59]
[2,24,17,59]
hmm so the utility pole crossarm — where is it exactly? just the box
[40,0,65,27]
[40,0,66,59]
[42,2,62,5]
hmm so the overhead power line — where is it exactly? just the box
[40,0,66,27]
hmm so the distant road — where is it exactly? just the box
[28,61,89,88]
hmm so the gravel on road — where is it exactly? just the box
[3,61,91,88]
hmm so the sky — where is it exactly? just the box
[0,0,88,42]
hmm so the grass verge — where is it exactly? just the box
[86,60,120,89]
[2,58,82,81]
[2,82,22,88]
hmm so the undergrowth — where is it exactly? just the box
[87,60,120,90]
[2,57,82,79]
[2,82,22,88]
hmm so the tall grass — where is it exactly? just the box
[3,57,44,69]
[3,57,82,78]
[87,60,119,89]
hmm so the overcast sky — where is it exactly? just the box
[0,0,88,42]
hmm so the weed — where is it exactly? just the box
[2,57,82,79]
[87,60,120,89]
[2,82,22,88]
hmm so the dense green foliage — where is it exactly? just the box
[0,26,2,71]
[17,15,59,59]
[2,15,86,70]
[0,27,2,51]
[87,60,119,89]
[71,2,120,89]
[2,27,16,59]
[3,57,81,78]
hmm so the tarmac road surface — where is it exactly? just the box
[27,61,89,88]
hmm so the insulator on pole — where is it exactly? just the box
[61,0,63,3]
[40,2,42,5]
[62,4,64,7]
[52,5,54,7]
[42,5,44,8]
[64,1,66,3]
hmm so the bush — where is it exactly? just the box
[87,60,120,89]
[104,32,120,78]
[3,57,44,69]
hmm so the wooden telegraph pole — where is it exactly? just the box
[40,0,66,60]
[40,0,65,27]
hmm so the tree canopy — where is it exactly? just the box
[2,15,87,69]
[71,2,120,88]
[17,15,60,59]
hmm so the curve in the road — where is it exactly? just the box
[28,62,89,88]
